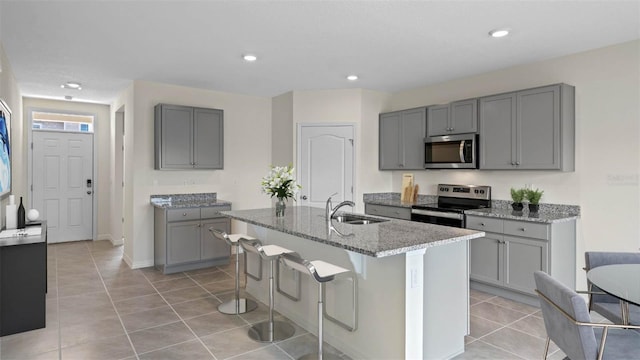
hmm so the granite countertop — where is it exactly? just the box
[464,207,579,224]
[363,193,437,208]
[363,192,580,224]
[220,206,484,258]
[150,193,232,209]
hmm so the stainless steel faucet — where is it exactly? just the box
[325,193,355,220]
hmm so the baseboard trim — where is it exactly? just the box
[97,233,112,241]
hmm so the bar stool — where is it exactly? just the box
[209,228,258,315]
[280,252,350,360]
[238,238,296,342]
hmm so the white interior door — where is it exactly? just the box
[297,124,354,208]
[32,131,93,243]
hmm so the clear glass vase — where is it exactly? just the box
[275,198,286,217]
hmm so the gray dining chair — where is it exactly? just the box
[534,271,640,360]
[584,252,640,325]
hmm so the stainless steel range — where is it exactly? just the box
[411,184,491,228]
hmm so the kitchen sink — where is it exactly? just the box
[332,214,388,225]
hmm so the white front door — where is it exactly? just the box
[32,131,93,243]
[297,124,354,208]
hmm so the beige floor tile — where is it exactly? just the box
[481,327,556,360]
[108,282,157,302]
[184,266,222,276]
[228,344,292,360]
[0,327,60,359]
[470,314,503,339]
[200,278,238,294]
[102,271,150,289]
[57,281,106,298]
[171,297,221,319]
[162,285,211,304]
[128,321,195,354]
[184,311,249,337]
[113,293,168,315]
[452,339,525,359]
[471,302,529,326]
[153,277,199,293]
[276,333,342,359]
[61,334,135,360]
[200,326,269,359]
[508,314,549,340]
[59,303,119,327]
[140,267,186,282]
[120,306,181,333]
[60,315,125,348]
[189,271,233,285]
[470,289,496,302]
[138,339,214,360]
[487,296,539,315]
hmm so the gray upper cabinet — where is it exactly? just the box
[479,84,575,171]
[379,107,426,170]
[427,99,478,136]
[155,104,224,170]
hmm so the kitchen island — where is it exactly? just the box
[222,206,484,359]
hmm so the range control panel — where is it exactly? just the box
[437,184,491,200]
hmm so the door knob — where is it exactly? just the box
[87,191,92,195]
[301,195,308,200]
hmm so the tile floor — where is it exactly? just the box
[0,240,581,359]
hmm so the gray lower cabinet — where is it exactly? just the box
[364,203,411,220]
[466,215,575,304]
[427,99,478,136]
[155,206,231,274]
[379,107,426,170]
[479,84,575,171]
[155,104,224,170]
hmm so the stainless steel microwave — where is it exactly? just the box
[424,133,478,169]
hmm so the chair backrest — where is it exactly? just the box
[534,271,598,360]
[585,252,640,303]
[238,238,263,255]
[280,252,331,283]
[209,228,228,242]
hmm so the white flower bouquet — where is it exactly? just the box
[260,165,301,201]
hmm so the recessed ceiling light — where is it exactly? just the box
[61,81,82,90]
[243,54,257,62]
[489,29,510,38]
[347,75,358,81]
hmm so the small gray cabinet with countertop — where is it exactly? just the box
[154,103,224,170]
[427,98,478,136]
[479,83,575,171]
[152,194,231,274]
[465,208,577,305]
[379,107,426,170]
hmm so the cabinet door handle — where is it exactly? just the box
[519,228,526,232]
[182,213,188,217]
[480,223,485,226]
[516,161,520,166]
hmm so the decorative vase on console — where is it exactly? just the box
[260,165,301,217]
[510,188,525,212]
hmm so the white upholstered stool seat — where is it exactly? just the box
[208,229,258,315]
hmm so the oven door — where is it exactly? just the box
[411,209,464,228]
[424,134,478,169]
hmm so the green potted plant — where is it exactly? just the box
[510,188,525,211]
[525,188,544,213]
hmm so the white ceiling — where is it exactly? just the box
[1,1,639,104]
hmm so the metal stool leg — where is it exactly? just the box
[248,258,295,342]
[299,282,341,360]
[218,243,258,315]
